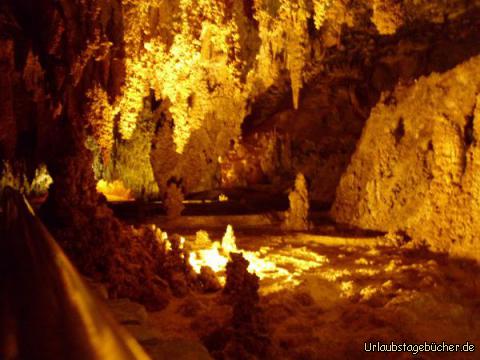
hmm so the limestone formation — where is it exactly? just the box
[372,0,405,35]
[1,0,480,328]
[164,182,185,220]
[332,56,480,261]
[283,173,310,231]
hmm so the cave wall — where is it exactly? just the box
[3,0,475,200]
[3,0,480,200]
[87,0,365,196]
[90,0,480,197]
[228,1,480,205]
[0,0,175,309]
[332,56,480,261]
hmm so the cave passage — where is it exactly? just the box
[1,1,480,359]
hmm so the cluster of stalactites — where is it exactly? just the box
[115,0,246,154]
[86,0,356,158]
[252,0,341,109]
[86,85,117,163]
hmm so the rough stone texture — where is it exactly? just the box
[86,0,480,198]
[239,5,480,205]
[283,173,310,231]
[102,295,213,360]
[163,182,185,221]
[332,56,480,261]
[0,1,187,310]
[2,0,480,311]
[99,111,160,200]
[203,253,270,358]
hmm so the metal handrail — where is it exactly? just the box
[0,187,150,360]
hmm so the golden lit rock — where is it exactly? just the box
[2,1,480,358]
[86,85,117,162]
[284,173,311,231]
[96,179,134,202]
[332,56,480,261]
[372,0,406,35]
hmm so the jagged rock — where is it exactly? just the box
[168,272,189,298]
[372,0,406,35]
[2,0,480,316]
[177,297,206,318]
[332,55,480,261]
[223,253,257,298]
[198,266,222,293]
[203,253,271,358]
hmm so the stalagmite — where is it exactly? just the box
[164,182,185,220]
[283,173,311,231]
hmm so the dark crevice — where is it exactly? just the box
[393,117,405,145]
[464,113,475,148]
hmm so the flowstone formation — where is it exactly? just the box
[283,173,310,231]
[332,56,480,261]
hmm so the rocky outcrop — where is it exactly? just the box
[241,4,480,205]
[332,56,480,261]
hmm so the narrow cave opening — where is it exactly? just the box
[1,1,480,359]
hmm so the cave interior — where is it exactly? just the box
[1,0,480,359]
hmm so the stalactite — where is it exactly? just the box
[115,0,247,154]
[154,0,246,153]
[313,0,332,29]
[85,0,364,196]
[252,0,310,109]
[281,0,310,109]
[86,84,116,163]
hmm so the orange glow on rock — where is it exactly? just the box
[187,225,329,292]
[96,180,134,202]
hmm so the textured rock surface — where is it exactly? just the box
[239,5,480,205]
[283,173,310,231]
[2,0,480,312]
[332,56,480,261]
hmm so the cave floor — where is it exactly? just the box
[99,206,480,359]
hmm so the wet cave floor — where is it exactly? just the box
[97,198,480,359]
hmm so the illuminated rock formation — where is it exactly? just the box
[100,114,160,200]
[372,0,405,35]
[2,0,480,324]
[86,85,116,163]
[332,56,480,261]
[85,0,376,196]
[164,182,185,220]
[283,173,310,231]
